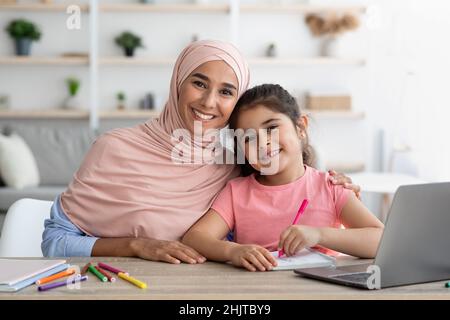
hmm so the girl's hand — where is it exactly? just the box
[328,170,361,199]
[130,238,206,264]
[230,244,277,272]
[278,225,322,256]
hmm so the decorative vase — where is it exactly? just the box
[15,38,32,56]
[117,102,125,110]
[320,35,339,57]
[62,96,80,109]
[124,47,135,57]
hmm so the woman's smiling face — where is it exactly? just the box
[178,60,239,135]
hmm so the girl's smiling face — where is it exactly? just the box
[236,104,307,178]
[178,60,239,135]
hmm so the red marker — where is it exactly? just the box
[278,199,309,258]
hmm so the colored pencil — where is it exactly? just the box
[118,272,147,289]
[95,266,116,282]
[80,262,92,275]
[98,262,128,275]
[38,275,88,292]
[35,268,75,285]
[88,265,107,282]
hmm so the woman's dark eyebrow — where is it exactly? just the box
[192,73,237,91]
[192,73,209,81]
[223,83,237,90]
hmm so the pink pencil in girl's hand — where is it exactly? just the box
[278,199,309,258]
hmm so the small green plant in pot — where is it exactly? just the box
[116,91,126,110]
[63,77,81,109]
[5,19,42,56]
[115,31,144,57]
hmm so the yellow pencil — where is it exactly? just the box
[118,272,147,289]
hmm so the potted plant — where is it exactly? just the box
[115,31,144,57]
[63,77,81,109]
[5,19,42,56]
[265,43,277,57]
[305,13,359,57]
[116,91,126,110]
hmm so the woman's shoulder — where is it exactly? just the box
[94,125,145,146]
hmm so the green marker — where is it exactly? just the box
[88,265,107,282]
[445,281,450,288]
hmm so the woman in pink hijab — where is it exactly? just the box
[42,40,359,263]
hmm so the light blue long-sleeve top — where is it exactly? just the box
[41,196,235,257]
[41,195,98,257]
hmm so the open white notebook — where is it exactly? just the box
[0,259,67,292]
[271,248,335,271]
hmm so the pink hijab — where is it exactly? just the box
[60,40,250,240]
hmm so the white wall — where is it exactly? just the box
[0,0,371,172]
[2,0,449,183]
[364,0,450,181]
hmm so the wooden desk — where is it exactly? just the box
[1,257,449,300]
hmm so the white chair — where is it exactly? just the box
[0,198,52,257]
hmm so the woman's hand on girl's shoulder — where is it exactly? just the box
[130,238,206,264]
[328,170,361,199]
[229,244,277,272]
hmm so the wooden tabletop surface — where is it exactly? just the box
[1,256,449,300]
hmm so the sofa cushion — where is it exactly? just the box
[0,186,65,211]
[5,125,96,185]
[0,133,40,189]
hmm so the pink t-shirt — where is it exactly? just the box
[211,166,351,252]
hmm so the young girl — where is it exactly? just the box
[182,84,384,272]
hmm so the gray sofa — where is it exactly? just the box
[0,122,96,211]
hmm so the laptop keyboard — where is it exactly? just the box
[331,272,371,284]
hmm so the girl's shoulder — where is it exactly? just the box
[305,166,338,190]
[305,165,329,181]
[225,174,253,189]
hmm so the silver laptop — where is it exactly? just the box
[294,182,450,289]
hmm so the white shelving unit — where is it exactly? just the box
[0,2,89,12]
[99,3,229,13]
[306,110,365,120]
[0,109,159,119]
[0,0,367,135]
[0,56,89,66]
[240,3,366,14]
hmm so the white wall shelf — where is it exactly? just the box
[97,3,367,14]
[0,109,363,120]
[99,3,229,13]
[240,4,367,14]
[98,110,159,119]
[0,0,367,131]
[248,57,365,66]
[0,56,89,66]
[0,3,89,12]
[98,56,365,67]
[0,109,159,120]
[99,56,174,66]
[307,110,365,120]
[0,109,90,119]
